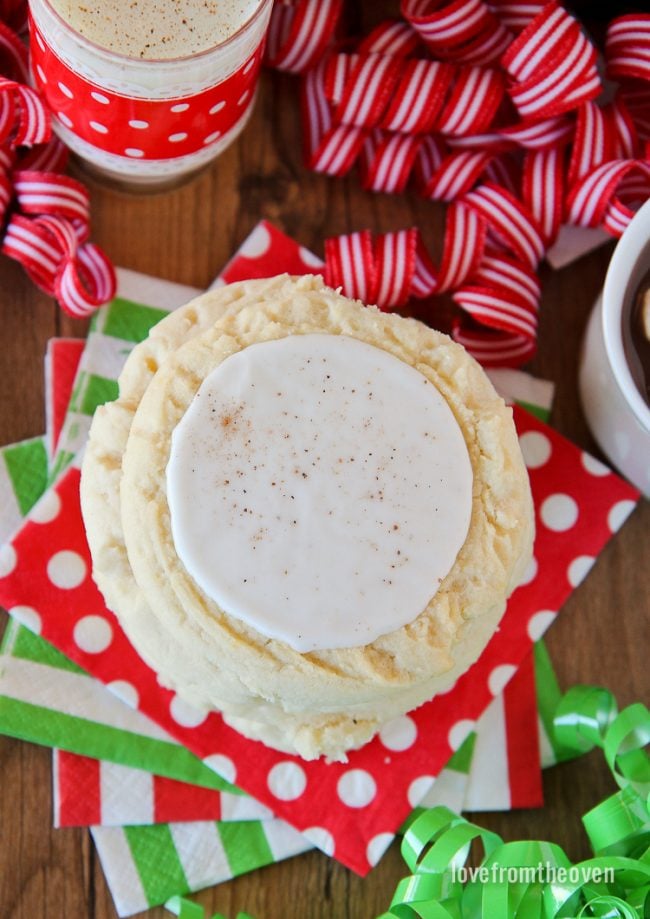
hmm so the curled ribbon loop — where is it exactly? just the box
[0,6,116,316]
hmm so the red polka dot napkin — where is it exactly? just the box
[0,399,638,874]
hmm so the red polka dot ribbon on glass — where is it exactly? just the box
[267,0,650,367]
[0,12,115,316]
[29,14,265,162]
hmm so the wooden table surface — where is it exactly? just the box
[0,5,648,917]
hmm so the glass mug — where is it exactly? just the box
[28,0,274,190]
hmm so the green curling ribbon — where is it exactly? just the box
[166,895,254,919]
[166,685,649,919]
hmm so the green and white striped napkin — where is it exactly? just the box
[92,818,311,917]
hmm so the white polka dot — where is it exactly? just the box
[519,430,552,469]
[58,112,73,127]
[379,715,417,752]
[73,615,113,653]
[436,679,457,695]
[366,833,394,867]
[129,119,149,129]
[0,543,17,578]
[36,64,47,84]
[29,490,61,524]
[540,493,579,531]
[267,761,307,801]
[567,555,594,587]
[9,605,41,634]
[488,663,516,696]
[448,719,475,751]
[243,57,257,75]
[608,499,636,533]
[35,31,45,52]
[125,148,145,158]
[47,550,86,589]
[203,130,222,145]
[169,694,208,728]
[91,91,110,104]
[107,680,139,708]
[337,769,377,808]
[298,246,324,269]
[303,826,335,855]
[209,100,226,114]
[203,753,237,784]
[581,452,610,476]
[168,132,188,143]
[519,555,538,586]
[407,775,436,808]
[58,81,73,98]
[238,89,250,106]
[239,223,271,258]
[170,102,189,112]
[89,121,108,134]
[527,609,555,641]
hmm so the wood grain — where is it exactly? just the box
[0,3,648,916]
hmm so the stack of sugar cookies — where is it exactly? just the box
[81,274,533,761]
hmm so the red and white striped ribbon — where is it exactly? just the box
[606,15,650,84]
[462,183,545,269]
[0,7,115,316]
[1,170,115,316]
[401,0,512,66]
[324,228,417,308]
[359,130,421,194]
[358,19,420,58]
[380,58,453,134]
[284,0,650,368]
[265,0,343,75]
[0,18,28,82]
[0,75,50,147]
[502,2,601,120]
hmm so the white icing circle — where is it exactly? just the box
[167,335,473,651]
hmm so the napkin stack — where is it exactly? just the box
[0,223,639,916]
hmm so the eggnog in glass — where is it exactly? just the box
[28,0,273,189]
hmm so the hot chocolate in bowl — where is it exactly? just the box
[579,198,650,496]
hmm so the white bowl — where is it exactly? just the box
[579,198,650,496]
